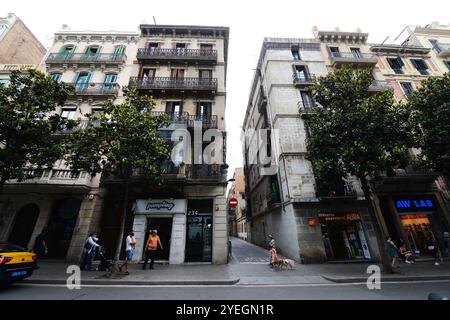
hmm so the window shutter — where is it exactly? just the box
[410,59,418,69]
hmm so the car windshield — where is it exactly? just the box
[0,243,26,253]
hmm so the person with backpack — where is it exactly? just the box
[80,233,99,271]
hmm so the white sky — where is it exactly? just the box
[3,0,450,179]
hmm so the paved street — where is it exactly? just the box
[2,281,450,300]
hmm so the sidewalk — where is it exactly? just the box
[24,261,239,286]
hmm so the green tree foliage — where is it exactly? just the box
[0,70,75,191]
[408,72,450,179]
[64,88,170,259]
[306,67,415,272]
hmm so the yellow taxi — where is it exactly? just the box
[0,242,37,285]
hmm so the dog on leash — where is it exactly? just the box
[273,258,295,271]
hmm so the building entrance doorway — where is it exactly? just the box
[145,217,172,261]
[185,215,212,262]
[8,203,40,249]
[46,198,81,259]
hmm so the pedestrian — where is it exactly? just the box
[32,227,49,259]
[142,230,163,270]
[268,235,275,268]
[80,233,100,271]
[118,232,136,274]
[426,236,441,266]
[398,242,415,264]
[386,236,399,268]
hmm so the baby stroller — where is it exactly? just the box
[96,245,112,271]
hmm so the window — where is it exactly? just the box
[350,47,362,58]
[61,108,76,120]
[386,57,404,74]
[142,68,156,79]
[0,78,10,85]
[175,43,186,55]
[410,59,429,75]
[200,44,213,52]
[0,24,8,37]
[444,61,450,71]
[196,102,212,119]
[166,101,183,115]
[291,47,301,60]
[329,46,341,57]
[300,91,314,111]
[146,42,159,52]
[104,74,117,92]
[50,73,62,82]
[112,45,126,59]
[91,108,102,118]
[171,69,185,79]
[199,69,212,79]
[74,72,91,92]
[429,39,442,53]
[83,46,101,60]
[58,45,76,59]
[294,65,309,81]
[400,82,414,96]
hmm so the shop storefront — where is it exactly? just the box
[319,212,371,261]
[394,196,447,257]
[131,199,187,264]
[185,199,213,262]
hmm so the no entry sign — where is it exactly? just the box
[228,198,238,208]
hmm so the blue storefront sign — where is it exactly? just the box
[395,196,435,213]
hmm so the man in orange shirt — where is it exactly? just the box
[142,229,163,270]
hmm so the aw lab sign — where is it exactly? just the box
[395,197,435,213]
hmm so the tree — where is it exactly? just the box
[0,70,75,193]
[306,67,414,273]
[63,88,170,260]
[408,72,450,180]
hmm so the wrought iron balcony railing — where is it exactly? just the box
[329,51,378,66]
[15,168,92,185]
[148,111,218,129]
[187,115,218,129]
[293,72,316,84]
[129,77,218,92]
[56,120,101,134]
[68,82,119,95]
[137,48,217,62]
[185,164,223,181]
[46,53,127,64]
[316,181,357,199]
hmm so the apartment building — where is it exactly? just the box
[0,26,140,263]
[125,25,230,264]
[368,23,450,259]
[242,34,381,263]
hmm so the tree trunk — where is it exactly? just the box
[114,179,129,261]
[360,176,393,274]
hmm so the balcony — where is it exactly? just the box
[297,100,315,115]
[435,42,450,58]
[293,73,316,86]
[68,83,119,98]
[129,77,218,96]
[55,120,101,135]
[329,52,378,67]
[316,181,357,200]
[9,168,92,188]
[149,111,218,129]
[136,48,217,64]
[45,53,127,66]
[368,80,393,91]
[185,164,223,181]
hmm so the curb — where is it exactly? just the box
[21,277,240,286]
[322,275,450,283]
